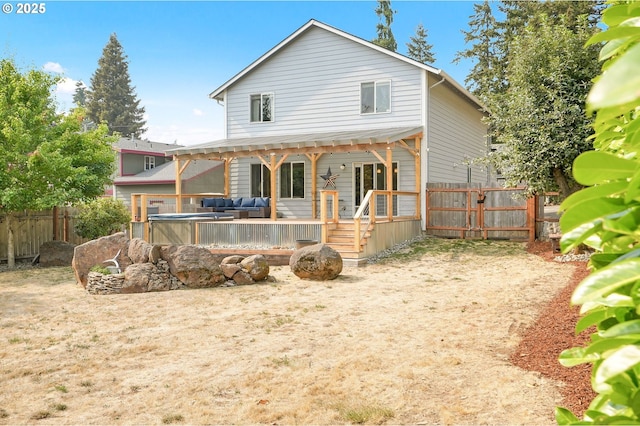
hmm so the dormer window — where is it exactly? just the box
[360,80,391,114]
[144,156,155,171]
[250,93,273,123]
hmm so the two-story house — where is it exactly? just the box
[163,19,489,258]
[111,137,224,211]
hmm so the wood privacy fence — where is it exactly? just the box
[0,208,86,262]
[425,183,538,242]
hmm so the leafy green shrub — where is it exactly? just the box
[75,197,131,240]
[89,265,111,275]
[557,2,640,424]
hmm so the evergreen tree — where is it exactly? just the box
[72,80,87,107]
[86,33,146,138]
[372,0,397,52]
[406,23,435,65]
[453,0,501,102]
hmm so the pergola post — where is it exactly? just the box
[270,154,277,221]
[386,146,393,221]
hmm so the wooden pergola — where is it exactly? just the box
[169,127,424,221]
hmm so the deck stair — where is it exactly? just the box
[325,221,371,258]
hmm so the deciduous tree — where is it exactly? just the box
[490,15,600,198]
[0,58,116,268]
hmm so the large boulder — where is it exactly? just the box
[161,245,226,288]
[72,232,132,288]
[240,255,270,281]
[128,238,161,264]
[289,244,343,281]
[39,240,76,267]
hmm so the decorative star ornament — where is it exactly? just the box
[320,167,339,189]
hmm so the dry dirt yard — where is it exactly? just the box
[0,238,580,425]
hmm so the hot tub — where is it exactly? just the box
[148,213,233,244]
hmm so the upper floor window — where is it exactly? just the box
[361,80,391,114]
[144,156,155,171]
[250,93,273,123]
[280,162,305,199]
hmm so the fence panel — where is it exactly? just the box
[426,183,536,242]
[0,208,88,262]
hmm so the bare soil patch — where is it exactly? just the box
[0,238,584,425]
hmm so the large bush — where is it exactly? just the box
[75,198,131,240]
[557,2,640,424]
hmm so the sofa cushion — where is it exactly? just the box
[224,198,234,207]
[214,198,226,208]
[254,197,269,208]
[233,197,243,207]
[241,197,256,207]
[202,198,216,208]
[236,207,260,211]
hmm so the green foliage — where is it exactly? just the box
[86,33,146,138]
[406,23,435,64]
[490,13,600,198]
[453,0,502,102]
[557,1,640,423]
[371,0,397,52]
[75,197,131,240]
[0,61,116,213]
[90,265,111,275]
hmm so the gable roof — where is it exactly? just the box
[114,137,183,155]
[209,19,486,111]
[114,159,222,185]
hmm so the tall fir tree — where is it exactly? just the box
[86,33,146,138]
[372,0,397,52]
[453,1,502,103]
[72,81,87,107]
[406,23,435,64]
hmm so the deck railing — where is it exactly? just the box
[319,190,340,243]
[353,190,420,252]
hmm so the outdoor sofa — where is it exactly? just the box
[197,197,271,218]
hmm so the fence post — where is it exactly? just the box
[52,206,58,241]
[526,196,536,243]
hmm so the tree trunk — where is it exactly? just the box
[6,213,15,269]
[552,167,576,200]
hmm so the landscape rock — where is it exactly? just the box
[289,244,342,281]
[231,269,254,285]
[39,240,76,267]
[128,238,161,264]
[72,232,132,288]
[86,271,125,295]
[161,245,226,288]
[241,255,270,281]
[221,255,245,264]
[220,263,242,279]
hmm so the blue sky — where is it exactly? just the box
[1,1,480,145]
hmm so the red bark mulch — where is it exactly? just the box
[513,241,596,417]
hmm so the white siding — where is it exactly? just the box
[225,26,423,138]
[426,75,488,183]
[229,146,415,219]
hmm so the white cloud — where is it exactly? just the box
[56,77,77,95]
[193,108,204,116]
[43,62,65,73]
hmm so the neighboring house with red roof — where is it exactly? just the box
[109,137,223,209]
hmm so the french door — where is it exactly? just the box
[353,162,398,216]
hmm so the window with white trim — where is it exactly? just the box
[144,156,155,171]
[360,80,391,114]
[280,162,305,199]
[250,93,273,122]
